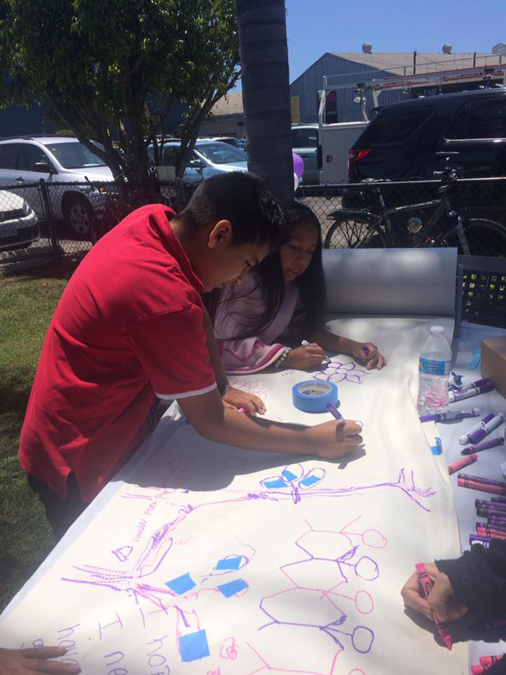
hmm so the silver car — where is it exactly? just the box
[0,190,39,251]
[0,136,114,236]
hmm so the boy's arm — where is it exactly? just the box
[202,306,265,414]
[178,387,362,459]
[311,328,386,370]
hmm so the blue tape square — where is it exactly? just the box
[217,579,248,598]
[263,478,286,489]
[179,629,210,662]
[165,572,196,595]
[282,469,298,482]
[216,556,242,571]
[300,475,321,487]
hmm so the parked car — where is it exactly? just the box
[291,124,319,184]
[149,139,248,185]
[0,136,115,235]
[348,89,506,182]
[0,190,39,251]
[199,136,247,150]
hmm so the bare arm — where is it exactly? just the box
[201,305,265,413]
[178,387,362,460]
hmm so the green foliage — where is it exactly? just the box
[1,0,240,181]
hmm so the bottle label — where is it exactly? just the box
[419,358,450,376]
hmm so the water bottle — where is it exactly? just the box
[417,325,452,416]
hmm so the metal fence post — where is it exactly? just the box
[39,179,60,259]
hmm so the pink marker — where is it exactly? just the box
[415,563,452,650]
[448,453,478,475]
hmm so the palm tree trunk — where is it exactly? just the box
[236,0,293,202]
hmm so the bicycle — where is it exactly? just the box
[324,170,506,256]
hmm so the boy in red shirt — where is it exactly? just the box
[19,172,362,540]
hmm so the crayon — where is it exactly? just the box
[471,666,486,675]
[462,436,505,455]
[478,504,506,515]
[415,563,452,650]
[458,479,506,496]
[476,499,506,511]
[492,496,506,503]
[448,454,477,475]
[480,656,504,667]
[476,526,506,539]
[486,515,506,527]
[459,474,506,489]
[477,521,506,533]
[469,534,491,547]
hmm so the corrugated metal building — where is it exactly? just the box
[203,51,501,134]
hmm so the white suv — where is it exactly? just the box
[0,136,114,236]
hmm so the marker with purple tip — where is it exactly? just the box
[326,402,345,426]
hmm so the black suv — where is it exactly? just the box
[348,89,506,182]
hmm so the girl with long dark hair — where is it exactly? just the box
[209,201,386,374]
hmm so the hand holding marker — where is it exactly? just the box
[301,339,330,365]
[415,563,452,650]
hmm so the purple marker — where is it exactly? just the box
[449,378,491,403]
[363,346,370,355]
[460,473,506,489]
[420,407,480,423]
[326,403,345,425]
[462,435,505,455]
[450,382,494,403]
[459,413,498,445]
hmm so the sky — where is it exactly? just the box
[284,0,506,82]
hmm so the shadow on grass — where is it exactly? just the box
[2,258,81,282]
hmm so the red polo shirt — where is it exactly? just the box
[19,204,216,502]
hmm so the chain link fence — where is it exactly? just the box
[1,175,505,325]
[0,179,196,271]
[297,177,506,256]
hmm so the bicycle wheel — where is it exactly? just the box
[442,218,506,257]
[324,211,387,249]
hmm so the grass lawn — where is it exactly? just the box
[0,260,78,612]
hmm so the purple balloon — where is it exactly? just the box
[293,152,304,179]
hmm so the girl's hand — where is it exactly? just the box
[349,341,386,370]
[0,646,81,674]
[401,563,468,623]
[307,420,363,459]
[284,344,328,371]
[222,386,266,415]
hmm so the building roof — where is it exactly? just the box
[210,52,499,117]
[330,52,495,77]
[209,92,244,117]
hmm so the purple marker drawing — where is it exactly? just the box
[315,358,370,386]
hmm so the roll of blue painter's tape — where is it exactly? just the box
[292,380,339,413]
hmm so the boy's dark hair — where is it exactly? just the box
[179,172,287,251]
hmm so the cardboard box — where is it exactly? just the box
[481,336,506,398]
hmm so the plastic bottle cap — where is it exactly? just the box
[430,326,444,335]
